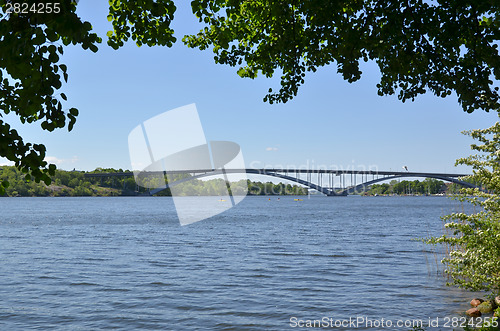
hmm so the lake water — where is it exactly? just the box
[0,196,480,330]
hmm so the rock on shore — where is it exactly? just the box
[470,298,484,307]
[477,301,494,313]
[466,308,482,317]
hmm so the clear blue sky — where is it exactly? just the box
[2,1,498,174]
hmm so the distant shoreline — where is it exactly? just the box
[0,166,462,198]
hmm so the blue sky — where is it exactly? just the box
[2,1,498,174]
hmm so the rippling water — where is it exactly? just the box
[0,196,479,330]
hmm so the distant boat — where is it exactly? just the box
[219,199,226,202]
[294,199,303,201]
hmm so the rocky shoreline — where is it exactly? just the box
[466,296,500,318]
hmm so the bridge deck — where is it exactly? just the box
[84,169,470,178]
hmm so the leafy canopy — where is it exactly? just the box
[0,0,176,193]
[185,0,500,110]
[1,0,499,193]
[0,0,99,189]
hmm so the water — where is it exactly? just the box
[0,196,479,330]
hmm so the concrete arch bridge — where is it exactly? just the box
[85,169,476,196]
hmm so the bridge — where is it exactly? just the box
[84,169,475,196]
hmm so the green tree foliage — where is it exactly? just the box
[0,0,175,193]
[1,0,499,193]
[366,178,446,195]
[155,178,307,196]
[106,0,176,49]
[246,180,307,195]
[0,0,99,192]
[427,113,500,293]
[0,165,64,196]
[0,166,307,196]
[185,0,500,109]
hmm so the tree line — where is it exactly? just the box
[0,166,308,197]
[1,165,466,197]
[364,178,448,195]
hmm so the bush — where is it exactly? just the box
[427,114,500,293]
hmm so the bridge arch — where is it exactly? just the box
[149,169,345,196]
[344,174,477,195]
[150,169,476,196]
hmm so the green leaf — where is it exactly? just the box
[68,114,76,132]
[43,176,51,186]
[69,108,78,116]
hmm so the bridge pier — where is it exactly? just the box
[325,190,348,196]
